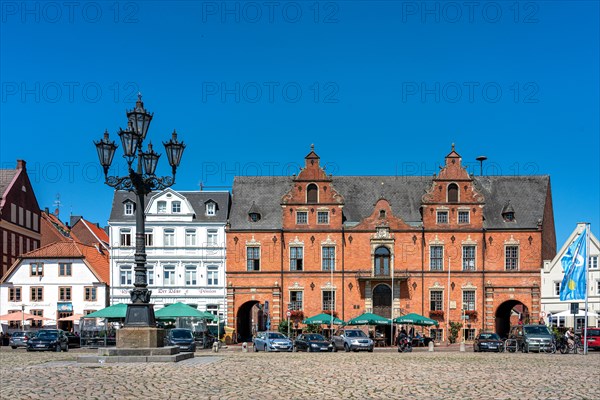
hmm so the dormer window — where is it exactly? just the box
[503,212,515,222]
[172,201,181,213]
[206,202,216,216]
[157,201,167,213]
[379,210,386,219]
[124,202,134,216]
[249,213,261,222]
[448,183,459,203]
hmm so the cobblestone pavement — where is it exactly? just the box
[1,347,598,400]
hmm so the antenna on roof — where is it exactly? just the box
[53,193,61,217]
[476,156,487,176]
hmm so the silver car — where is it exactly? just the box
[332,329,374,352]
[9,331,31,349]
[253,331,293,352]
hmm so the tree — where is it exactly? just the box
[448,321,463,344]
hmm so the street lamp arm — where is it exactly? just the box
[104,174,175,193]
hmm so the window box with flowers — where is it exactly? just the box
[289,310,305,323]
[429,310,445,320]
[465,310,478,320]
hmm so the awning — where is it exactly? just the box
[0,311,51,321]
[346,312,391,326]
[83,303,127,319]
[303,313,345,325]
[58,313,85,322]
[393,313,439,326]
[552,309,599,318]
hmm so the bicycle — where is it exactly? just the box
[542,341,556,354]
[504,338,519,353]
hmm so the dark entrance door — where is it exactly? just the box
[372,284,392,345]
[236,301,265,342]
[495,300,529,339]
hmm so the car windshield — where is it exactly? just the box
[268,333,286,339]
[479,333,500,340]
[36,332,58,339]
[586,329,600,336]
[524,326,551,335]
[345,330,367,338]
[171,330,193,339]
[13,332,26,337]
[305,334,325,341]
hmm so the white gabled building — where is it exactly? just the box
[0,240,110,333]
[541,223,600,330]
[108,188,230,322]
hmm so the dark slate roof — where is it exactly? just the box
[109,190,230,223]
[0,169,18,198]
[229,175,550,230]
[474,176,550,230]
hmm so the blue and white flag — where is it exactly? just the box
[559,229,588,301]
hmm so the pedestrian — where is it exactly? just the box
[538,317,545,325]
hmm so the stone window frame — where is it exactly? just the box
[430,245,444,271]
[436,208,449,224]
[447,182,459,203]
[84,286,97,301]
[322,289,336,311]
[59,286,72,301]
[289,290,304,311]
[457,208,470,224]
[120,265,133,286]
[430,289,444,311]
[317,210,330,225]
[462,290,476,311]
[30,286,43,301]
[296,210,308,225]
[246,245,261,271]
[59,262,72,277]
[462,245,476,271]
[290,246,304,271]
[207,265,220,286]
[185,265,198,286]
[120,228,132,247]
[505,245,520,271]
[124,202,134,216]
[30,262,44,277]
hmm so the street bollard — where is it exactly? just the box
[428,341,434,352]
[242,342,248,352]
[213,341,219,353]
[460,342,465,352]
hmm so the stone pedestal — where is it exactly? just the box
[117,327,165,348]
[77,346,194,363]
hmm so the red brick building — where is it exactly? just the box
[0,160,41,280]
[226,146,556,341]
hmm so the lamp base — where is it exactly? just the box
[116,327,165,348]
[124,303,156,327]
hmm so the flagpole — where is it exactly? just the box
[583,223,590,355]
[447,256,451,345]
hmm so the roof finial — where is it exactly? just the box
[310,143,314,151]
[451,143,455,151]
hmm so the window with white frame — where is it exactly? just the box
[124,202,134,215]
[207,265,219,286]
[147,265,154,286]
[554,282,561,296]
[505,246,519,270]
[185,265,197,286]
[157,201,167,213]
[247,247,260,271]
[317,211,329,224]
[289,291,303,310]
[430,290,443,311]
[590,256,598,269]
[322,246,335,271]
[458,210,470,224]
[463,328,476,341]
[462,246,476,271]
[206,202,216,216]
[163,265,176,285]
[145,229,153,247]
[172,201,181,213]
[296,211,308,224]
[430,246,443,271]
[206,304,219,317]
[207,229,218,246]
[120,266,132,286]
[596,280,600,295]
[462,290,475,311]
[290,247,303,271]
[120,229,132,247]
[59,263,72,276]
[430,329,444,342]
[437,210,448,224]
[185,229,197,246]
[164,229,175,246]
[322,290,335,311]
[30,262,43,276]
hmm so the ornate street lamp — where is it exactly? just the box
[94,94,185,328]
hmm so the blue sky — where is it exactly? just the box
[1,1,598,245]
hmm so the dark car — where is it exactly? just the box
[473,332,504,352]
[165,328,196,352]
[9,331,31,349]
[65,332,81,348]
[27,329,69,352]
[581,328,600,351]
[293,333,333,352]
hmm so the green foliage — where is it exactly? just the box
[304,324,321,334]
[278,319,290,336]
[449,321,463,344]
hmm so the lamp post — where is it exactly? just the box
[21,304,25,330]
[94,94,185,328]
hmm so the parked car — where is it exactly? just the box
[580,328,600,351]
[64,332,81,348]
[332,328,374,352]
[9,331,31,349]
[293,333,333,352]
[165,328,196,352]
[508,324,553,353]
[473,332,504,352]
[253,331,293,352]
[26,329,69,352]
[193,331,215,349]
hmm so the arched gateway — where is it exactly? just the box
[236,301,265,342]
[495,300,530,339]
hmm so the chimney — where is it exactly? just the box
[44,207,49,214]
[16,160,26,170]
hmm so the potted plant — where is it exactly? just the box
[429,310,444,320]
[289,310,305,323]
[465,310,478,321]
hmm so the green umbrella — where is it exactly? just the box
[346,312,391,325]
[155,302,217,321]
[82,303,128,319]
[393,312,439,326]
[302,313,345,325]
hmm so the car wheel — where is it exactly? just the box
[253,344,258,352]
[368,347,373,353]
[293,346,298,352]
[523,344,529,353]
[11,346,16,349]
[473,346,478,352]
[64,344,68,352]
[307,346,312,353]
[264,345,268,352]
[332,345,337,352]
[344,343,350,352]
[55,344,61,352]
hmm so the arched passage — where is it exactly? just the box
[495,300,529,339]
[236,300,264,342]
[372,284,393,344]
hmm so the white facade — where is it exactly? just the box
[108,189,228,322]
[541,223,600,330]
[0,254,108,332]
